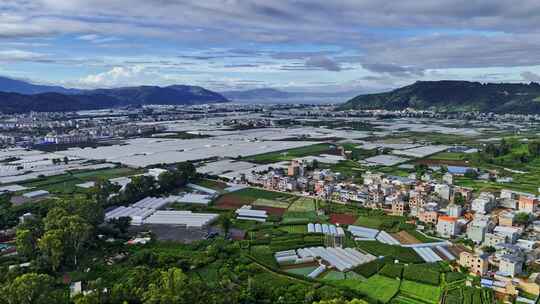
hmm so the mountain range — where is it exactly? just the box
[340,80,540,114]
[0,77,228,113]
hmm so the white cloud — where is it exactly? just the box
[0,49,46,62]
[78,66,147,88]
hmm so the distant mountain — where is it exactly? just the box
[0,92,119,113]
[91,85,228,105]
[0,83,229,113]
[340,80,540,114]
[222,88,354,104]
[0,76,81,95]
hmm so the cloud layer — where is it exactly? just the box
[1,1,540,91]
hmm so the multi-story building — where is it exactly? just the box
[437,216,458,237]
[391,201,406,216]
[518,195,538,214]
[419,208,438,225]
[442,172,454,185]
[435,184,452,201]
[459,252,489,276]
[447,204,462,217]
[483,233,507,247]
[471,192,496,215]
[498,255,523,277]
[498,212,515,227]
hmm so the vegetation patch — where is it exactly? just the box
[242,143,335,164]
[342,274,400,304]
[379,263,404,279]
[356,241,423,264]
[287,197,317,212]
[399,280,442,304]
[402,264,440,285]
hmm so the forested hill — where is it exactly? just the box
[0,85,229,113]
[339,81,540,113]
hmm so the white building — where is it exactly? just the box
[471,192,496,214]
[498,255,523,277]
[435,184,452,201]
[436,216,459,237]
[468,218,490,244]
[447,204,462,217]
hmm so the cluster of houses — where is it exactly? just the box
[232,157,540,295]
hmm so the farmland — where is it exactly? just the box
[341,274,400,303]
[242,143,335,164]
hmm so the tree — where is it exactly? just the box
[143,268,189,304]
[111,216,131,234]
[16,229,38,259]
[414,164,429,176]
[38,229,65,272]
[65,215,92,266]
[219,214,232,236]
[482,246,496,254]
[158,171,177,192]
[464,169,478,179]
[94,178,121,205]
[453,192,465,206]
[43,207,69,231]
[515,212,530,226]
[1,273,67,304]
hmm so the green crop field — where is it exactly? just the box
[428,152,466,161]
[195,179,228,191]
[356,241,423,264]
[20,166,138,195]
[278,224,308,234]
[252,198,291,209]
[242,143,334,164]
[287,197,317,212]
[399,280,442,304]
[281,211,327,224]
[234,187,297,201]
[341,274,400,304]
[322,270,363,281]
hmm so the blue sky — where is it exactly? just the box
[1,1,540,93]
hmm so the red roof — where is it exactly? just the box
[438,216,457,222]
